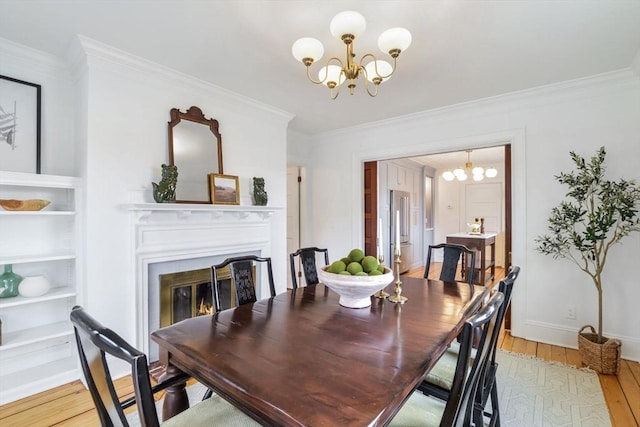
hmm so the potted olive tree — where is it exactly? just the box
[535,147,640,374]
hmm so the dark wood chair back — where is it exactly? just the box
[289,247,330,289]
[212,255,276,312]
[70,305,189,427]
[442,291,504,426]
[424,243,477,285]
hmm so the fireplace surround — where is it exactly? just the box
[129,203,280,358]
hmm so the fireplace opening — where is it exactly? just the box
[159,264,256,328]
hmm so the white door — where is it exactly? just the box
[286,165,301,288]
[465,183,504,266]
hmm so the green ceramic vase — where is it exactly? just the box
[0,264,22,298]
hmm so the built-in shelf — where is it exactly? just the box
[1,357,78,403]
[0,211,76,216]
[0,253,75,265]
[0,320,73,350]
[0,287,76,309]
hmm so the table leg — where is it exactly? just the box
[161,364,190,421]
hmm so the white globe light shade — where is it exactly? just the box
[330,11,366,40]
[378,27,412,54]
[457,173,468,181]
[473,173,484,182]
[318,65,345,87]
[453,168,465,177]
[485,167,498,178]
[292,37,324,63]
[364,60,393,82]
[472,166,484,175]
[442,171,455,181]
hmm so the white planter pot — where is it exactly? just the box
[18,275,51,298]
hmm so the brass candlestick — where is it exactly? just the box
[373,254,389,299]
[388,250,407,304]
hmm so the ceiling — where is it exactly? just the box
[1,1,639,136]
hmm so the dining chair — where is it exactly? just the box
[390,291,505,427]
[289,247,330,289]
[417,265,521,426]
[211,255,276,313]
[70,305,258,427]
[424,243,476,285]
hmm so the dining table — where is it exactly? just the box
[151,275,488,426]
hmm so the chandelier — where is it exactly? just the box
[291,11,412,99]
[442,150,498,182]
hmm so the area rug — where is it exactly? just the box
[495,350,611,427]
[130,351,611,426]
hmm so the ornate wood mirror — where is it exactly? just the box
[168,106,223,203]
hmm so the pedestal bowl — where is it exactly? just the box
[317,266,394,308]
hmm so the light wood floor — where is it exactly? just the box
[1,268,638,426]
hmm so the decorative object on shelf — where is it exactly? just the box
[480,217,485,234]
[252,177,268,206]
[0,264,22,298]
[442,150,498,182]
[0,198,50,211]
[209,174,240,205]
[468,218,481,234]
[0,75,42,174]
[535,147,640,374]
[152,164,178,203]
[168,106,223,203]
[291,10,411,99]
[18,275,51,298]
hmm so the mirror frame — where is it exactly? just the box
[168,106,223,204]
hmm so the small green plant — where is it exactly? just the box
[535,147,640,343]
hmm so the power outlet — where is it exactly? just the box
[567,307,576,320]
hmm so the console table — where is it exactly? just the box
[446,232,497,286]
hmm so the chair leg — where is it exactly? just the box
[202,388,213,401]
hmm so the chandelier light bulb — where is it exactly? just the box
[472,166,484,175]
[458,173,468,181]
[364,60,393,83]
[292,37,324,64]
[485,167,498,178]
[442,171,455,181]
[378,27,412,55]
[318,65,345,87]
[473,173,484,182]
[453,168,465,177]
[330,11,366,41]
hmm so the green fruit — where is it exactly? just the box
[340,257,351,266]
[377,265,385,273]
[355,272,368,276]
[338,270,352,275]
[346,262,364,275]
[361,256,379,273]
[368,270,383,276]
[328,260,346,274]
[348,248,365,263]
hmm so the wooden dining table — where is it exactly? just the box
[151,276,487,426]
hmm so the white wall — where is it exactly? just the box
[0,38,75,175]
[304,70,640,361]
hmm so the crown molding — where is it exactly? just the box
[0,37,70,77]
[69,35,293,123]
[317,68,640,139]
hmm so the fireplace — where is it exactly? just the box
[129,202,280,358]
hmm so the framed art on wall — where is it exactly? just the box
[209,173,240,205]
[0,75,42,174]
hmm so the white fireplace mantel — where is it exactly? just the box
[128,203,282,354]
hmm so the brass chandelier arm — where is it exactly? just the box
[304,57,345,85]
[359,53,398,79]
[363,76,381,97]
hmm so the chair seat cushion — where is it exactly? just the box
[423,342,477,391]
[389,391,445,427]
[162,395,260,427]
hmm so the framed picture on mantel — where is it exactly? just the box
[0,75,42,174]
[209,174,240,205]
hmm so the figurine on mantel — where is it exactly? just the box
[152,164,178,203]
[252,177,268,206]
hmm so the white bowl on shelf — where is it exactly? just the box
[317,266,394,308]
